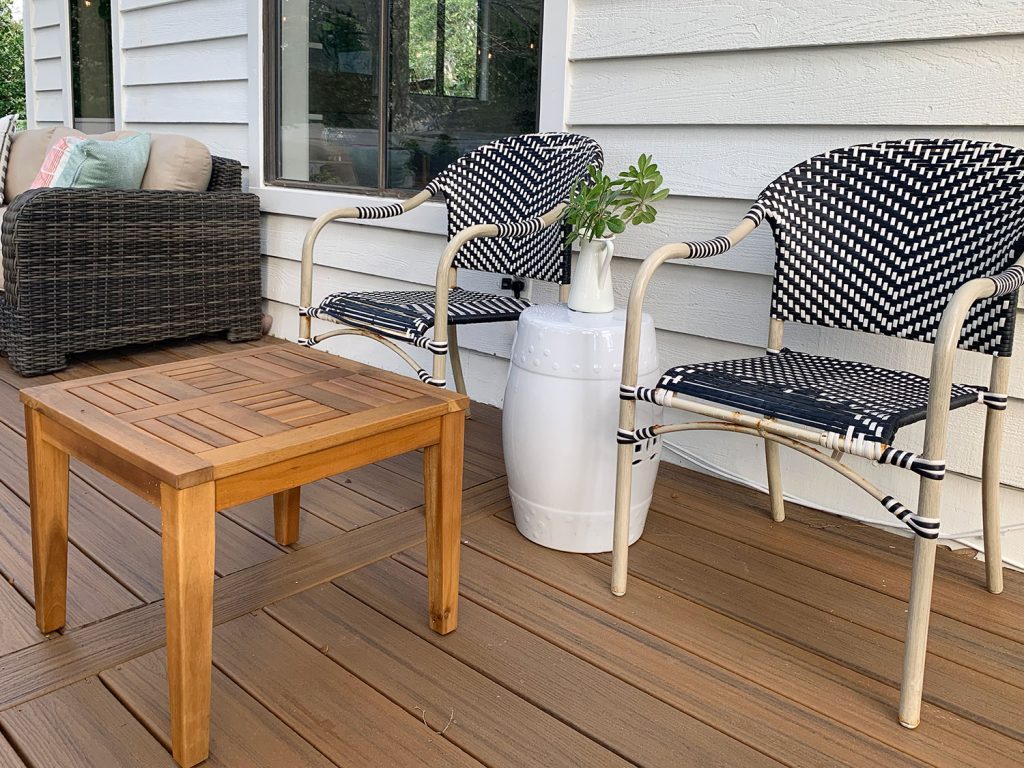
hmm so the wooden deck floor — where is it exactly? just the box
[0,336,1022,767]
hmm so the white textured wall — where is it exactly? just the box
[116,0,250,160]
[22,0,71,126]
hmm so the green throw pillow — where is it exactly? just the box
[54,134,151,189]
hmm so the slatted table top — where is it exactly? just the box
[20,345,468,494]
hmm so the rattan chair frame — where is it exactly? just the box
[612,211,1022,728]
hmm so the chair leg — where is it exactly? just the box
[443,326,473,418]
[981,356,1009,594]
[611,440,636,596]
[900,470,944,729]
[764,440,785,522]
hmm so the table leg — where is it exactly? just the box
[161,482,216,768]
[26,409,70,634]
[273,487,301,546]
[423,411,465,635]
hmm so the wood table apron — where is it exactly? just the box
[20,345,468,768]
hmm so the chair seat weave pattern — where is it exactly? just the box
[307,288,531,349]
[657,349,983,445]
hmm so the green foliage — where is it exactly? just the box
[564,154,670,244]
[0,0,24,121]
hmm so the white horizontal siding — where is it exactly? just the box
[572,0,1024,58]
[570,38,1024,126]
[116,0,251,165]
[122,80,247,123]
[561,1,1024,562]
[122,36,247,85]
[32,57,64,91]
[24,0,70,127]
[588,125,1024,200]
[119,0,246,49]
[31,25,64,60]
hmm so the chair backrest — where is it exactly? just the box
[756,138,1024,356]
[426,132,603,283]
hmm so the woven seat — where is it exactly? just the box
[658,349,984,445]
[613,138,1024,729]
[307,288,531,349]
[299,132,602,389]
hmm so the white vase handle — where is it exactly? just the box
[598,238,614,290]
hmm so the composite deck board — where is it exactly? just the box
[610,534,1024,740]
[1,336,1022,767]
[451,516,1024,767]
[0,478,142,628]
[399,541,927,768]
[0,678,177,767]
[655,467,1024,607]
[652,473,1024,634]
[339,558,781,768]
[100,651,338,768]
[214,612,484,767]
[639,509,1024,686]
[0,580,38,657]
[0,734,25,768]
[268,585,638,768]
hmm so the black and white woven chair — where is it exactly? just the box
[612,138,1024,728]
[298,133,602,393]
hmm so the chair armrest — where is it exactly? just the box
[2,187,260,306]
[430,203,567,325]
[208,156,242,191]
[298,188,435,332]
[617,205,766,390]
[913,257,1024,477]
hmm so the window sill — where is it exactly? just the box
[256,185,448,236]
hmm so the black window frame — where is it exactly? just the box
[263,0,544,198]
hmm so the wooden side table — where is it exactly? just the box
[21,345,468,768]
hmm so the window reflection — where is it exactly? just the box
[274,0,541,191]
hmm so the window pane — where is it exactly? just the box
[69,0,114,133]
[389,0,541,190]
[270,0,542,191]
[277,0,381,186]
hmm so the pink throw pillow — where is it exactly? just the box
[30,136,83,188]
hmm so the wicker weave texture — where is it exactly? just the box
[0,156,262,376]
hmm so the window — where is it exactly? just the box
[68,0,115,133]
[268,0,543,193]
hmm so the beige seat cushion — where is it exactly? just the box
[4,128,213,202]
[5,127,83,202]
[141,134,212,192]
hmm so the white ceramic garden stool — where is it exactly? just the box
[503,303,662,553]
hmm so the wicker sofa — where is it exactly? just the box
[0,145,262,376]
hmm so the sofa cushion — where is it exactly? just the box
[5,127,83,202]
[30,135,84,188]
[141,133,212,191]
[56,134,152,189]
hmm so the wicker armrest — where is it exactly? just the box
[208,156,242,191]
[2,187,260,306]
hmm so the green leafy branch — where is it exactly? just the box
[564,154,670,245]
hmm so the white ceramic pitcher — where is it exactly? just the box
[567,236,615,313]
